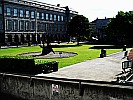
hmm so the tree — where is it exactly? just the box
[106,11,133,45]
[67,15,92,45]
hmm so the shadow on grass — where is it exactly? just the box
[51,44,82,48]
[89,45,123,49]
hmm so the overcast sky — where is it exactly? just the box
[38,0,133,21]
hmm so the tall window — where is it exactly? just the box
[19,20,24,30]
[20,10,24,17]
[6,7,11,16]
[31,11,35,18]
[13,9,18,17]
[58,25,60,32]
[26,11,29,18]
[50,14,52,21]
[46,14,49,20]
[25,21,29,30]
[37,22,40,31]
[61,16,64,21]
[42,23,45,31]
[0,7,2,14]
[45,23,48,31]
[31,21,35,30]
[6,20,12,30]
[58,15,60,21]
[41,13,44,19]
[13,20,18,30]
[54,15,56,21]
[37,12,39,19]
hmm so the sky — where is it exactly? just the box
[37,0,133,21]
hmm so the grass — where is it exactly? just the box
[0,43,123,68]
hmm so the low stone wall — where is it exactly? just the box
[0,73,133,100]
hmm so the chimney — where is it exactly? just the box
[57,4,60,7]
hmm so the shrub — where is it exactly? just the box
[0,56,35,74]
[0,56,58,74]
[35,60,58,73]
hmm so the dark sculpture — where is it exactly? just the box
[39,45,55,55]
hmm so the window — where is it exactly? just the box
[54,24,57,31]
[26,11,29,18]
[45,23,48,31]
[58,15,60,21]
[37,12,39,19]
[25,21,29,30]
[19,20,24,30]
[41,13,44,19]
[54,15,56,21]
[31,21,35,30]
[13,20,18,30]
[13,9,18,17]
[20,10,24,17]
[46,14,49,20]
[58,25,60,32]
[6,7,11,16]
[31,11,35,18]
[0,7,2,14]
[37,22,40,31]
[42,23,45,31]
[50,14,52,21]
[6,20,12,30]
[61,16,64,21]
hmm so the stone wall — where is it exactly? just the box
[0,73,133,100]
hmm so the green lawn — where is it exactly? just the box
[0,43,122,68]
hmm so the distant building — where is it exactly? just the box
[91,17,111,42]
[0,0,78,45]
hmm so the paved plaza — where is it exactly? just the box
[37,50,129,82]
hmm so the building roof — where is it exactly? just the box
[4,0,78,14]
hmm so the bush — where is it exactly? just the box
[0,56,58,74]
[0,56,35,74]
[35,60,58,73]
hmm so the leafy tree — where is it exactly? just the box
[67,15,92,45]
[106,11,133,45]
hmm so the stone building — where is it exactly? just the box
[91,17,111,42]
[0,0,78,45]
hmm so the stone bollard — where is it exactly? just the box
[100,49,106,58]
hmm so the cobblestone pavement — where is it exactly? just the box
[37,50,130,82]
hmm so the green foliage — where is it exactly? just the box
[0,56,58,74]
[106,11,133,45]
[35,60,58,73]
[0,57,35,74]
[67,15,92,44]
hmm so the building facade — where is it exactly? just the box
[0,0,77,45]
[91,18,111,42]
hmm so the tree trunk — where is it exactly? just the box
[77,35,80,45]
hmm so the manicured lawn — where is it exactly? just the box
[0,43,122,68]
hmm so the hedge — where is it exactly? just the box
[0,56,58,74]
